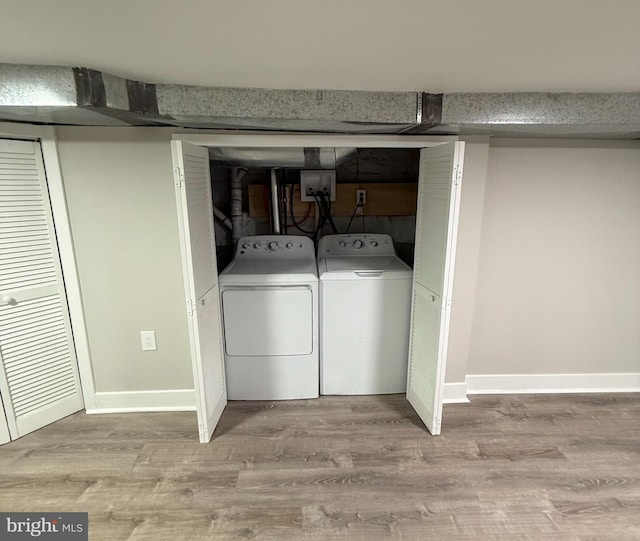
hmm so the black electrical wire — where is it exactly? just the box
[311,192,328,241]
[345,192,364,234]
[317,191,337,234]
[289,184,315,235]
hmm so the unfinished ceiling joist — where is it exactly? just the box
[0,63,639,139]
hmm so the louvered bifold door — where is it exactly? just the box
[171,141,226,444]
[406,142,464,436]
[0,139,83,440]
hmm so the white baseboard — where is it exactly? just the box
[86,389,196,414]
[442,382,470,403]
[465,373,640,395]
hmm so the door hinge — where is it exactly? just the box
[186,298,194,316]
[443,296,452,311]
[454,166,462,186]
[174,166,184,187]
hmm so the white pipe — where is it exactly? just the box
[213,206,232,230]
[231,167,246,242]
[270,169,280,234]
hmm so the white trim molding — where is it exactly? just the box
[87,389,196,414]
[442,382,470,403]
[40,127,97,409]
[465,373,640,395]
[174,131,458,148]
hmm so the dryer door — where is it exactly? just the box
[222,286,313,356]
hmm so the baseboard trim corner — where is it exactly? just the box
[443,382,470,404]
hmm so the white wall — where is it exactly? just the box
[55,127,194,398]
[468,140,640,378]
[1,0,639,92]
[53,128,640,406]
[445,138,489,384]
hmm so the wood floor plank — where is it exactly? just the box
[0,393,639,540]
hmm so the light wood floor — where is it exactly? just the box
[1,394,639,540]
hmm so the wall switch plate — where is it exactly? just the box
[140,330,157,351]
[300,170,336,201]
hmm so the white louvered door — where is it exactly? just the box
[171,141,227,443]
[0,393,10,444]
[0,139,83,440]
[406,142,465,435]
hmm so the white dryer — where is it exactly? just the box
[219,235,319,400]
[318,234,412,395]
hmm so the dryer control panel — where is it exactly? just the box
[317,234,396,257]
[235,235,315,259]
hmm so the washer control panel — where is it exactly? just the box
[317,234,396,257]
[235,235,315,259]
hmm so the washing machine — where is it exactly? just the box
[219,235,319,400]
[318,234,412,395]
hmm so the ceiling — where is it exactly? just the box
[1,0,639,93]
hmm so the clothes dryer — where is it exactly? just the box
[219,235,319,400]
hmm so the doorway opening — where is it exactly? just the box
[172,134,464,442]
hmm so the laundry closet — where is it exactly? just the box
[171,134,464,443]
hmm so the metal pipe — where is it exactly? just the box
[230,168,245,242]
[270,169,280,234]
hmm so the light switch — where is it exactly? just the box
[140,330,157,351]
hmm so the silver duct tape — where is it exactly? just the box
[102,72,129,111]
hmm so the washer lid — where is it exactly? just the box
[319,255,412,279]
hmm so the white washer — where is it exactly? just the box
[318,234,412,395]
[219,235,319,400]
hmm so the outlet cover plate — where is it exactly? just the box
[300,170,336,202]
[140,330,157,351]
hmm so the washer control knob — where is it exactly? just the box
[338,241,346,248]
[286,242,294,249]
[242,242,250,249]
[268,241,279,251]
[370,240,378,247]
[353,239,363,249]
[253,242,261,249]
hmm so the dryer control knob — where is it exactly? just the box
[370,240,378,247]
[286,242,294,249]
[338,241,346,248]
[253,242,261,249]
[242,242,250,249]
[353,239,363,249]
[268,241,279,251]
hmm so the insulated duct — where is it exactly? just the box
[1,63,640,139]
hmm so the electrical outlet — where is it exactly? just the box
[300,170,336,202]
[356,189,367,205]
[140,330,157,351]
